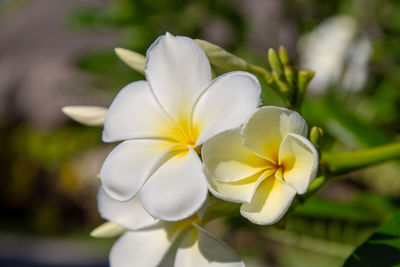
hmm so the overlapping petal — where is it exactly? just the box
[145,32,212,121]
[240,177,296,225]
[279,133,319,194]
[140,148,208,221]
[100,139,177,201]
[202,128,268,182]
[206,169,275,204]
[175,224,244,267]
[102,81,179,143]
[192,71,261,146]
[109,223,176,267]
[97,186,157,231]
[242,106,308,161]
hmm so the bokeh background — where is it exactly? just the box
[0,0,399,266]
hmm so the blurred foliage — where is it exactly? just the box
[1,0,400,266]
[344,211,400,266]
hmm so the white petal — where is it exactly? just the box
[140,148,208,221]
[102,80,179,142]
[145,33,212,121]
[279,133,319,194]
[97,186,157,231]
[242,106,308,162]
[240,177,296,225]
[174,225,244,267]
[193,71,261,146]
[202,128,269,182]
[100,139,179,201]
[110,223,176,267]
[62,106,107,126]
[206,169,274,204]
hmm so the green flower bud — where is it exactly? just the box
[284,65,296,87]
[195,39,248,70]
[278,46,290,65]
[196,39,273,84]
[310,126,323,149]
[297,69,315,105]
[268,48,284,78]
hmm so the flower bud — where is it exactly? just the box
[115,47,146,75]
[268,48,284,78]
[195,39,249,70]
[90,222,125,238]
[297,69,315,105]
[310,126,323,149]
[278,46,290,65]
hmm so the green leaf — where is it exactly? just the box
[201,201,240,225]
[294,198,379,223]
[323,142,400,175]
[302,98,392,148]
[344,211,400,267]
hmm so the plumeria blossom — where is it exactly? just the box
[97,32,260,221]
[298,15,371,94]
[202,106,318,225]
[97,185,245,267]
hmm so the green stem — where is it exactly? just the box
[322,142,400,175]
[247,64,273,84]
[247,64,294,108]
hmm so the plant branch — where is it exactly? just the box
[322,142,400,175]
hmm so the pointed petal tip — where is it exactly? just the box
[114,47,123,54]
[62,105,107,126]
[165,31,173,38]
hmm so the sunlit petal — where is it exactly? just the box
[242,106,308,162]
[97,186,157,231]
[240,177,296,225]
[206,169,275,204]
[100,140,178,201]
[102,80,178,143]
[110,222,176,267]
[193,71,261,146]
[145,33,211,121]
[279,133,318,194]
[203,128,268,182]
[140,148,208,221]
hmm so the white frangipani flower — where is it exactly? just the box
[203,106,318,225]
[298,15,372,94]
[97,186,245,267]
[99,33,261,221]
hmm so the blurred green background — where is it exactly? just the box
[0,0,399,266]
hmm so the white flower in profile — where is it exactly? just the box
[298,15,372,94]
[202,106,318,225]
[97,186,245,267]
[95,33,260,221]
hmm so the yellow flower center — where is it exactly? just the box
[262,157,285,182]
[158,114,201,149]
